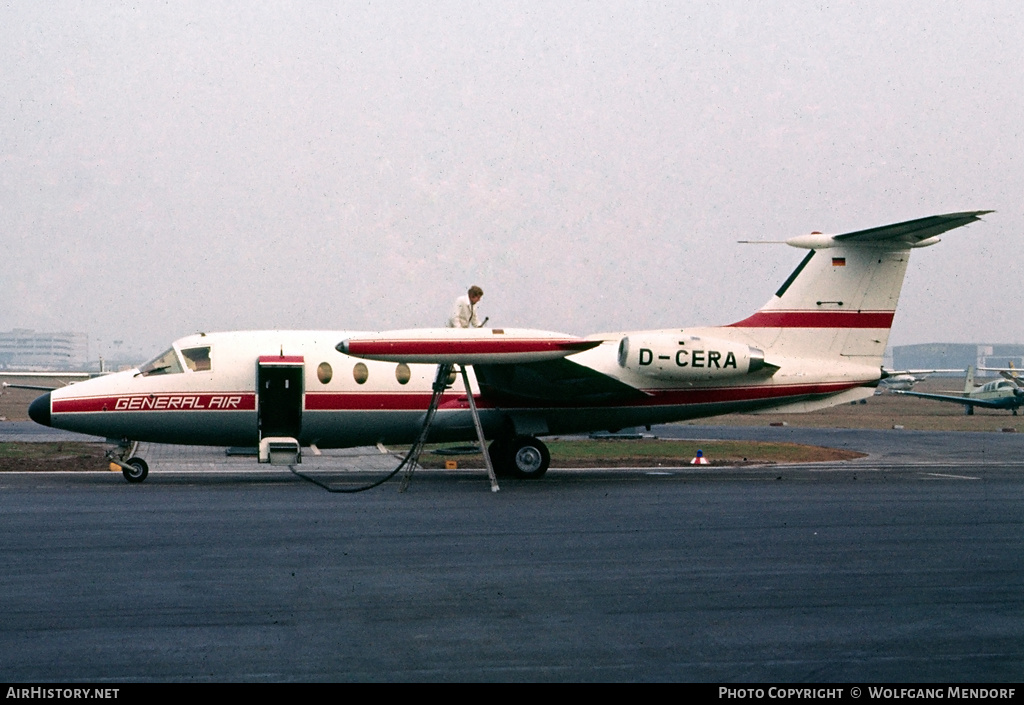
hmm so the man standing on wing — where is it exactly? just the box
[446,285,485,328]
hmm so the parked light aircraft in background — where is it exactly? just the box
[894,363,1024,415]
[980,361,1024,387]
[877,369,964,392]
[28,211,991,483]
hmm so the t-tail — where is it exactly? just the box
[728,211,992,367]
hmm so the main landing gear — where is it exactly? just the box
[105,440,149,484]
[487,435,551,479]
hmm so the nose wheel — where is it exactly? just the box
[122,458,149,483]
[106,440,149,483]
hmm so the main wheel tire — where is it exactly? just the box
[122,457,149,484]
[509,436,550,479]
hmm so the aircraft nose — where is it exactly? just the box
[28,392,52,427]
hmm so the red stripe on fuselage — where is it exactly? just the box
[52,393,257,414]
[304,392,492,411]
[636,381,862,406]
[303,381,866,411]
[51,381,868,416]
[728,311,895,328]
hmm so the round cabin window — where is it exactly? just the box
[353,362,369,384]
[395,363,411,385]
[317,362,333,384]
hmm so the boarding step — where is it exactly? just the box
[259,437,302,465]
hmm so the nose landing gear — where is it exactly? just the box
[121,457,149,483]
[105,440,149,483]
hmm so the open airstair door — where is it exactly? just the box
[257,355,304,464]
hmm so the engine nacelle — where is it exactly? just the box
[617,333,771,382]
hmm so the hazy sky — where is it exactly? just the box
[2,1,1021,361]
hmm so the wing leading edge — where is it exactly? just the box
[338,328,600,365]
[338,328,646,405]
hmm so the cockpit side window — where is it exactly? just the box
[182,346,212,372]
[138,348,184,377]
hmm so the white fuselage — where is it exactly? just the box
[40,325,880,448]
[30,211,994,473]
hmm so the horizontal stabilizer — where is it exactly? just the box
[337,328,601,365]
[834,210,992,245]
[785,211,993,249]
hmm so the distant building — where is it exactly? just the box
[0,329,89,370]
[891,343,1024,374]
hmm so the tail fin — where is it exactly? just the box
[965,366,976,393]
[728,212,991,362]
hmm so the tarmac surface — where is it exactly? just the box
[1,422,1022,682]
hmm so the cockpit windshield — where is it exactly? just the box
[138,348,184,377]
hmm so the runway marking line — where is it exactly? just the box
[921,472,980,480]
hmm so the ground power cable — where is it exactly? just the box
[288,364,453,493]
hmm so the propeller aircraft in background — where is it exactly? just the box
[894,362,1024,415]
[877,369,964,392]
